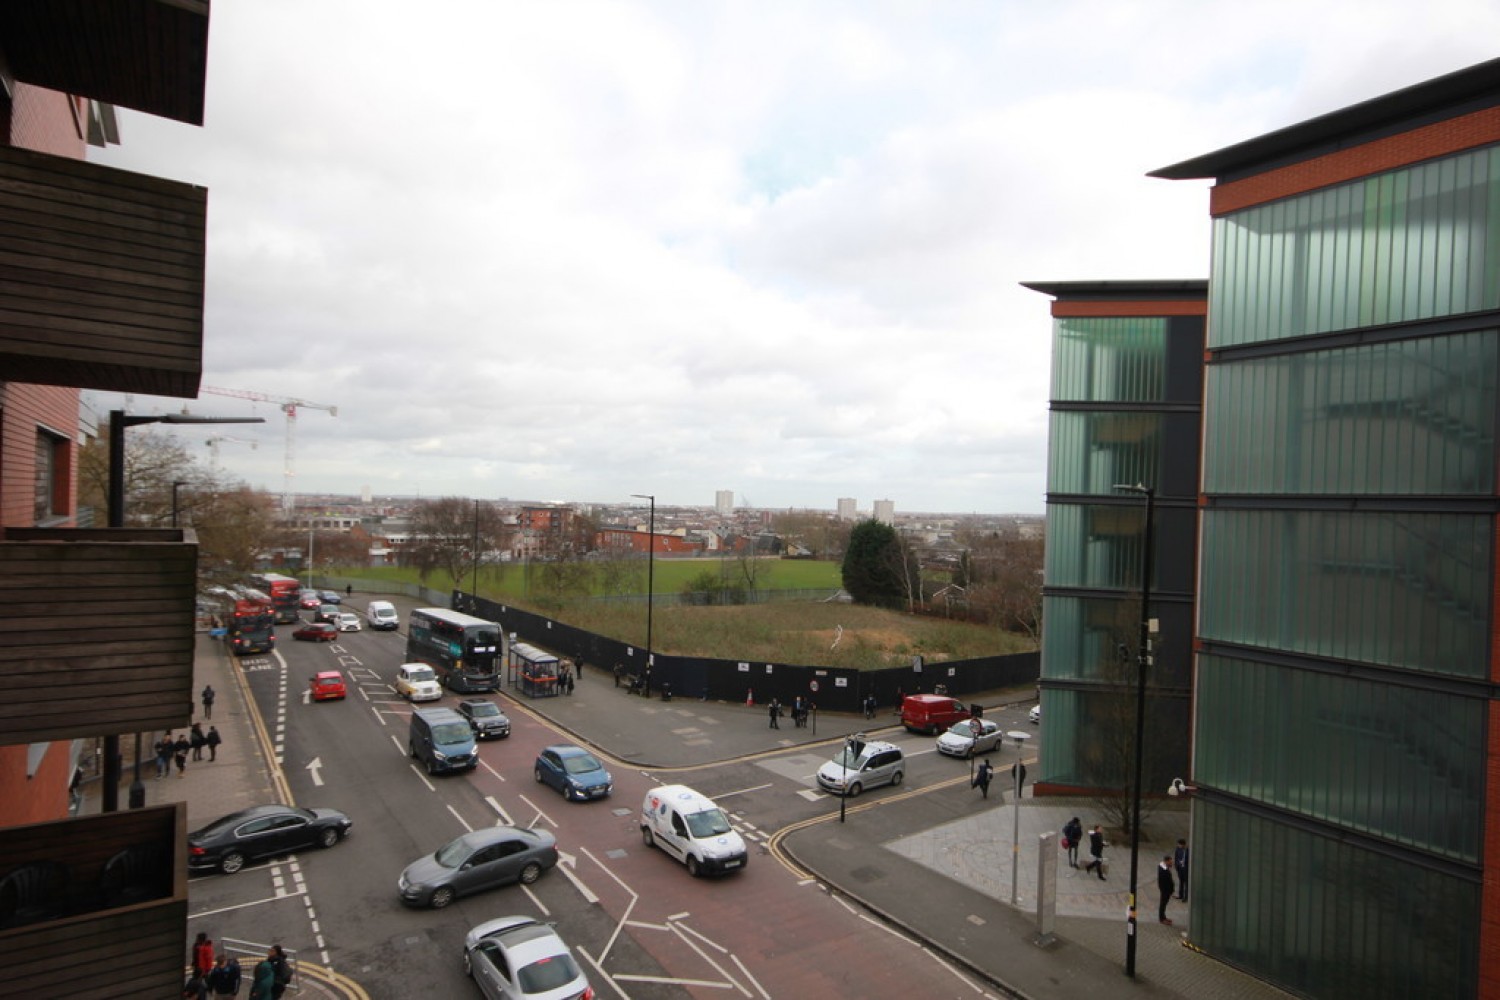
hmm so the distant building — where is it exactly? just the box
[715,489,734,515]
[836,497,857,521]
[872,499,895,524]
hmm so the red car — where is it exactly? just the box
[293,622,338,642]
[299,594,322,610]
[310,671,347,701]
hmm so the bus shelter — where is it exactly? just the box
[510,642,561,698]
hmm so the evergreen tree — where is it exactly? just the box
[841,519,905,607]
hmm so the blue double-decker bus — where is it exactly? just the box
[405,608,505,692]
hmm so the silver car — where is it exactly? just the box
[463,916,591,1000]
[398,826,557,909]
[936,717,1003,758]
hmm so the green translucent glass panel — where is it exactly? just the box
[1193,801,1477,999]
[1035,685,1189,790]
[1047,411,1162,495]
[1204,331,1496,494]
[1050,317,1168,402]
[1044,503,1146,591]
[1199,509,1490,676]
[1040,594,1136,680]
[1211,145,1500,348]
[1196,654,1482,861]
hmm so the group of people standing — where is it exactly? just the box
[155,723,222,778]
[1060,818,1191,925]
[766,697,813,729]
[184,934,291,998]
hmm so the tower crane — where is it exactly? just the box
[199,386,338,512]
[204,435,258,468]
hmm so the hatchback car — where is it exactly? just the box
[936,717,1003,758]
[310,671,347,701]
[464,916,593,1000]
[816,737,905,797]
[292,622,338,642]
[457,699,511,739]
[534,745,613,801]
[314,604,341,624]
[317,590,343,604]
[396,663,442,701]
[398,826,557,909]
[336,612,361,632]
[299,594,322,610]
[188,804,352,875]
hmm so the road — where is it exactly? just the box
[198,612,1022,999]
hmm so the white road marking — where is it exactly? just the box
[484,796,513,825]
[556,850,600,904]
[447,804,472,831]
[712,783,773,800]
[305,757,324,786]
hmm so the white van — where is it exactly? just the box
[640,785,747,877]
[366,600,399,631]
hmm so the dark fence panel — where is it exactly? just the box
[455,590,1038,713]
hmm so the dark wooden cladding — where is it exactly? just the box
[0,805,186,1000]
[0,529,197,745]
[0,0,209,126]
[0,145,206,399]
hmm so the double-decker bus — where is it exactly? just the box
[249,572,302,624]
[405,608,505,693]
[227,591,276,656]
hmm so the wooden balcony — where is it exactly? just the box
[0,528,197,746]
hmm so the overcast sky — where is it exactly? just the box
[83,0,1498,515]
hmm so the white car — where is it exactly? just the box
[936,717,1003,758]
[1029,704,1041,724]
[336,612,361,632]
[396,663,442,702]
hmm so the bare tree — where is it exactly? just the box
[408,497,511,584]
[962,531,1044,643]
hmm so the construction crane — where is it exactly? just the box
[199,386,338,512]
[204,435,258,468]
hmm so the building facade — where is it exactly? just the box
[872,499,895,524]
[1026,282,1204,798]
[1151,59,1500,998]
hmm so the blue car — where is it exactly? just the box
[533,745,613,801]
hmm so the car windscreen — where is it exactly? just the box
[432,723,471,744]
[562,754,601,775]
[468,703,501,718]
[435,839,470,868]
[517,953,582,993]
[685,809,732,838]
[408,668,436,682]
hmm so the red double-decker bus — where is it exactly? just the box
[249,572,302,624]
[228,592,275,656]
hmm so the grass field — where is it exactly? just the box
[345,560,1030,668]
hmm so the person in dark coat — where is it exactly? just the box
[174,733,191,777]
[268,945,291,999]
[973,759,993,798]
[1174,838,1190,900]
[190,723,207,761]
[1157,855,1176,924]
[1084,825,1107,880]
[247,957,275,1000]
[768,700,781,729]
[1063,816,1084,868]
[156,732,174,779]
[201,684,216,719]
[206,954,241,997]
[207,726,223,762]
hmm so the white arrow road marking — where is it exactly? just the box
[556,850,599,904]
[305,757,324,786]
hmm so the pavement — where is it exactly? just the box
[80,597,1292,1000]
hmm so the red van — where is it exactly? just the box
[900,694,970,735]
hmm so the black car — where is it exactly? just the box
[457,699,511,739]
[188,804,352,875]
[314,604,340,624]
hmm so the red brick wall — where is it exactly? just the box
[8,81,87,156]
[0,383,78,528]
[0,745,74,825]
[1210,105,1500,216]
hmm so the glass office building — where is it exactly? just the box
[1025,282,1205,798]
[1152,59,1500,998]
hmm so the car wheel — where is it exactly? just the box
[534,767,544,783]
[686,856,701,878]
[463,950,473,979]
[891,770,904,787]
[220,852,246,875]
[642,827,654,849]
[430,886,454,909]
[409,741,417,759]
[319,828,340,849]
[519,862,543,885]
[846,782,863,798]
[426,757,437,776]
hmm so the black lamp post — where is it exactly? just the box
[171,480,188,527]
[1113,482,1155,978]
[630,494,655,696]
[107,410,262,812]
[471,499,481,596]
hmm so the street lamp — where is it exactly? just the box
[630,494,655,697]
[1112,481,1155,978]
[1006,730,1031,905]
[107,410,263,813]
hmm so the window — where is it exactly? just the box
[34,429,69,524]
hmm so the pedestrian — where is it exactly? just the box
[613,663,623,688]
[192,932,215,978]
[268,945,291,999]
[183,973,209,1000]
[1158,855,1176,925]
[575,657,584,677]
[247,956,275,1000]
[201,684,215,720]
[174,733,190,777]
[155,731,173,779]
[1084,824,1107,880]
[190,722,207,761]
[207,954,241,997]
[1174,838,1190,900]
[345,583,352,597]
[1063,816,1084,868]
[973,759,993,798]
[893,687,904,716]
[792,696,806,728]
[768,699,781,729]
[207,725,222,762]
